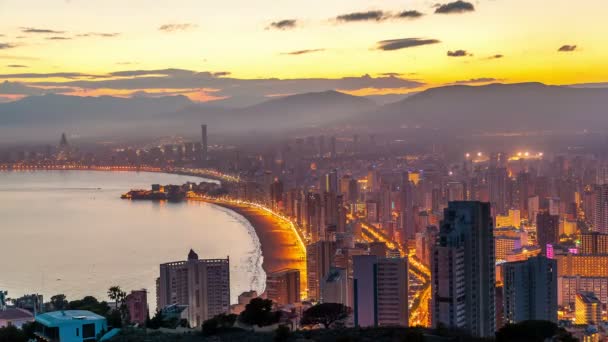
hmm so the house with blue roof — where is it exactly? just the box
[35,310,107,342]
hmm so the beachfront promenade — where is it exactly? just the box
[193,197,308,297]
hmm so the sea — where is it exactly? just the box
[0,170,266,310]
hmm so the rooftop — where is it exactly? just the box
[36,310,105,327]
[577,292,601,304]
[0,308,34,320]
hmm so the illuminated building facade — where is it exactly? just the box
[306,241,336,301]
[265,269,300,306]
[575,292,602,325]
[157,250,230,328]
[559,276,608,306]
[580,232,608,255]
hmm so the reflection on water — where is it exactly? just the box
[0,170,265,309]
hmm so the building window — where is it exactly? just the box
[82,323,96,340]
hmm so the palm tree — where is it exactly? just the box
[107,286,126,311]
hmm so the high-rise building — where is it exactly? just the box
[575,292,602,325]
[580,232,608,254]
[306,241,336,301]
[415,225,438,267]
[201,124,208,162]
[157,250,230,328]
[353,255,408,327]
[489,167,508,215]
[125,290,148,325]
[265,269,300,306]
[432,201,496,338]
[558,276,608,306]
[555,254,608,277]
[320,267,349,306]
[592,185,608,234]
[502,256,557,324]
[536,211,559,254]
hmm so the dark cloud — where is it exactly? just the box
[434,1,475,14]
[21,27,65,34]
[447,49,472,57]
[46,36,71,40]
[108,68,196,77]
[487,54,504,59]
[0,80,74,95]
[558,45,577,52]
[158,24,198,32]
[76,32,121,38]
[0,72,98,79]
[267,19,298,30]
[14,69,424,106]
[450,77,500,85]
[336,11,386,22]
[376,38,440,51]
[282,49,325,56]
[6,64,28,68]
[396,10,424,18]
[0,43,18,50]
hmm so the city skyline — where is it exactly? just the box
[1,0,607,104]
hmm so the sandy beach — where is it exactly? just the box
[207,201,307,295]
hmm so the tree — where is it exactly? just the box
[20,322,36,341]
[107,286,127,311]
[50,294,68,310]
[68,296,111,316]
[146,310,163,329]
[239,298,280,327]
[0,326,27,342]
[496,320,576,342]
[274,325,291,342]
[202,318,219,336]
[301,303,350,329]
[107,309,123,328]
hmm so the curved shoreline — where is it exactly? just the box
[1,169,306,298]
[205,200,307,296]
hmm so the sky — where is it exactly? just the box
[0,0,606,105]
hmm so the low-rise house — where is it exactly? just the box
[0,307,35,328]
[35,310,107,342]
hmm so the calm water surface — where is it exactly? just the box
[0,170,265,308]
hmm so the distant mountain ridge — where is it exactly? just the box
[1,83,608,142]
[371,82,608,131]
[0,93,193,125]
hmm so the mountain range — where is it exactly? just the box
[1,83,607,142]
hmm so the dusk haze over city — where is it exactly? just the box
[1,1,607,341]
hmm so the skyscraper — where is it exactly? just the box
[157,250,230,328]
[580,232,608,254]
[536,211,559,255]
[432,201,496,338]
[353,255,408,327]
[201,124,208,163]
[265,269,300,306]
[306,241,336,301]
[502,256,558,324]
